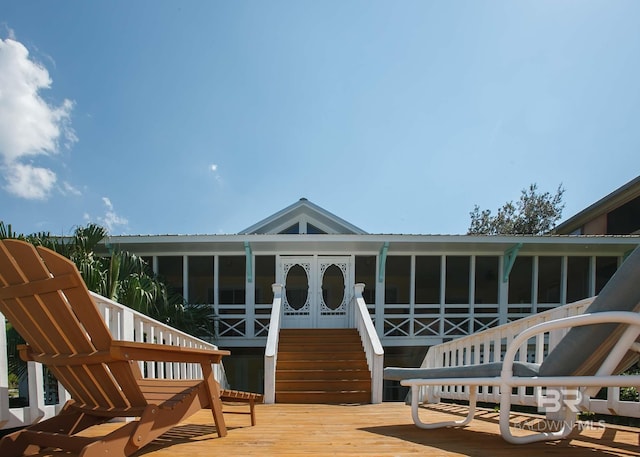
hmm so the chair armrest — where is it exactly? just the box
[18,344,114,365]
[17,344,35,362]
[16,342,229,365]
[501,311,640,379]
[110,340,230,364]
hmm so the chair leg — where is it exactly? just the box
[202,365,228,437]
[410,385,477,429]
[220,389,262,426]
[249,399,256,426]
[0,430,41,457]
[499,386,576,444]
[0,407,106,457]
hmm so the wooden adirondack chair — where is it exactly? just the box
[0,239,231,457]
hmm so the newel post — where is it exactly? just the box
[264,284,283,404]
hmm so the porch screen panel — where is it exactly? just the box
[537,256,561,310]
[444,256,470,337]
[255,256,275,304]
[415,256,441,337]
[474,256,498,304]
[218,255,246,337]
[254,256,275,337]
[355,256,377,305]
[157,256,184,296]
[595,256,617,295]
[219,256,246,304]
[384,256,410,304]
[188,256,214,304]
[445,256,470,304]
[508,257,532,315]
[567,256,590,303]
[415,256,440,304]
[473,256,499,332]
[384,256,410,337]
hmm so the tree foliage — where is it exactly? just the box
[468,183,565,235]
[0,222,213,339]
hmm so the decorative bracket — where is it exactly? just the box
[503,243,523,283]
[378,241,389,283]
[244,241,253,283]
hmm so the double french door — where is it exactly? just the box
[280,256,352,328]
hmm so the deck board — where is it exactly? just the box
[23,402,639,456]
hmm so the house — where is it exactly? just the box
[104,195,640,399]
[554,175,640,235]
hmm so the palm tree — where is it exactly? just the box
[0,221,213,338]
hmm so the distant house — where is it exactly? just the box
[105,193,640,398]
[554,175,640,235]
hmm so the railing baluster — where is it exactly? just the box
[414,297,640,418]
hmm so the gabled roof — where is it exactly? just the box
[239,198,367,235]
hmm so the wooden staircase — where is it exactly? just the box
[275,328,371,404]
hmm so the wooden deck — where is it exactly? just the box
[23,402,639,456]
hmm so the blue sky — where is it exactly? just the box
[1,1,639,236]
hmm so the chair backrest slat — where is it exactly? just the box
[36,247,115,349]
[0,273,80,300]
[0,240,147,409]
[0,241,95,355]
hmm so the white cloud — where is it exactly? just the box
[1,24,16,40]
[0,37,77,200]
[97,197,128,233]
[3,162,57,200]
[61,180,82,196]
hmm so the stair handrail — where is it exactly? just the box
[264,283,284,404]
[353,283,384,403]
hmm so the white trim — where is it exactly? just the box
[240,199,367,235]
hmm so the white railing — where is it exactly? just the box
[264,284,283,404]
[416,297,640,418]
[263,283,383,404]
[353,283,384,404]
[0,292,227,431]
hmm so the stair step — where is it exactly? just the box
[278,351,365,361]
[276,379,371,391]
[276,390,371,404]
[279,333,362,341]
[277,359,369,370]
[278,331,362,345]
[276,369,370,380]
[280,328,357,336]
[278,339,362,348]
[278,345,363,353]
